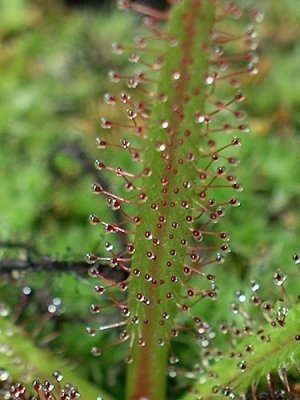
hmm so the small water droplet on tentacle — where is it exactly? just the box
[273,270,287,286]
[91,347,102,357]
[0,368,10,382]
[293,253,300,265]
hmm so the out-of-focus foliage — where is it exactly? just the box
[0,0,133,256]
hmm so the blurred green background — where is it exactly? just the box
[0,0,300,398]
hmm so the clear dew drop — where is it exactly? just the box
[273,270,287,286]
[0,368,10,382]
[22,286,32,296]
[127,76,138,88]
[119,282,129,291]
[156,142,166,152]
[251,280,260,292]
[53,371,64,382]
[238,361,247,372]
[248,63,258,75]
[33,379,42,391]
[86,327,97,337]
[43,381,54,392]
[91,347,102,357]
[136,293,145,302]
[232,182,243,192]
[169,355,179,364]
[121,307,130,317]
[131,316,139,325]
[96,138,107,149]
[238,124,250,133]
[262,301,273,313]
[108,70,121,83]
[138,338,146,347]
[95,285,105,295]
[195,113,206,124]
[160,120,169,129]
[70,388,81,398]
[231,302,239,315]
[53,297,61,307]
[134,35,147,48]
[111,41,124,54]
[104,93,116,105]
[0,303,10,317]
[162,312,169,320]
[129,52,140,63]
[215,253,225,264]
[91,183,103,194]
[48,304,57,314]
[120,92,130,103]
[86,253,98,265]
[229,197,240,207]
[100,117,112,129]
[126,243,135,254]
[168,366,177,378]
[293,253,300,265]
[90,304,101,314]
[121,138,131,149]
[212,385,221,394]
[144,231,153,240]
[125,355,133,364]
[158,92,168,102]
[236,290,246,303]
[89,214,100,225]
[219,232,230,242]
[222,387,235,398]
[277,306,289,324]
[153,57,163,70]
[120,330,129,341]
[126,109,137,121]
[206,73,216,85]
[110,258,118,268]
[104,242,113,252]
[171,71,180,80]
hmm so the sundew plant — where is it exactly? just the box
[0,1,300,400]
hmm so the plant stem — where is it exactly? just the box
[125,1,215,399]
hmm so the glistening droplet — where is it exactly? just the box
[0,304,10,317]
[273,270,287,286]
[91,347,102,357]
[293,254,300,265]
[86,254,98,264]
[0,368,10,382]
[86,327,97,337]
[53,371,64,382]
